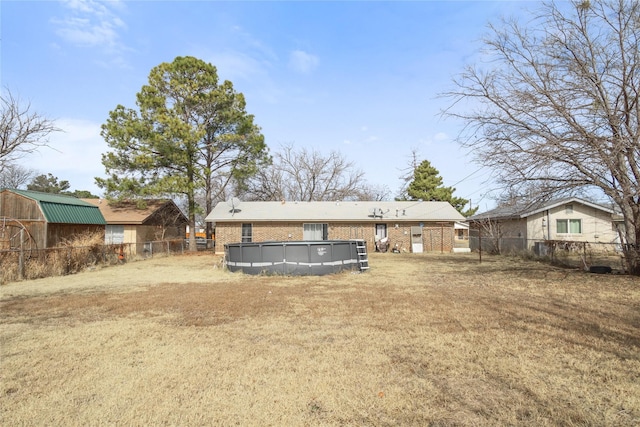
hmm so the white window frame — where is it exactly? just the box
[241,223,252,243]
[556,218,582,234]
[105,225,124,244]
[303,223,328,240]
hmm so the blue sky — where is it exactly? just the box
[3,0,535,211]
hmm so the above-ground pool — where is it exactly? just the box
[224,240,369,275]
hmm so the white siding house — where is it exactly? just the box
[469,197,621,252]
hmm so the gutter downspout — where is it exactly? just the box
[546,210,551,240]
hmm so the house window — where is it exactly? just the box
[303,223,328,240]
[557,219,581,234]
[565,204,573,214]
[105,225,124,244]
[456,229,465,240]
[241,223,252,243]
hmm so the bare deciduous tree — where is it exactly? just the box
[147,201,188,241]
[444,0,640,274]
[0,163,36,189]
[397,148,422,200]
[356,183,392,202]
[1,90,59,172]
[471,218,506,255]
[242,144,382,201]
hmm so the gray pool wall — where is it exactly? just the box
[224,240,367,275]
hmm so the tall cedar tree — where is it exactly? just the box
[97,56,269,248]
[405,160,477,216]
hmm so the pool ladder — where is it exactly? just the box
[356,240,369,271]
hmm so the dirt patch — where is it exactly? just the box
[1,281,307,327]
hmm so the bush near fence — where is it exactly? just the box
[0,239,213,285]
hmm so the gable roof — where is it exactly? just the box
[4,189,106,225]
[82,199,187,225]
[469,197,615,221]
[206,200,465,223]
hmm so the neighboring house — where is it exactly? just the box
[468,197,620,252]
[205,200,466,255]
[83,199,187,247]
[0,188,106,250]
[454,221,470,250]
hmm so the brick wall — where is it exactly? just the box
[214,221,456,254]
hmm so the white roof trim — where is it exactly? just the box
[521,197,614,217]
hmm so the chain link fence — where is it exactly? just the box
[468,235,620,255]
[467,232,626,271]
[0,239,215,285]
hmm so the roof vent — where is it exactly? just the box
[368,207,389,218]
[226,197,242,214]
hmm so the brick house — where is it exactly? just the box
[206,200,466,255]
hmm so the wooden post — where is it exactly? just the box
[18,229,24,280]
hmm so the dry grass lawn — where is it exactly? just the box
[1,252,639,426]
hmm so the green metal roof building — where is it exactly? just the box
[0,189,106,250]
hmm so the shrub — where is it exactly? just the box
[59,231,105,274]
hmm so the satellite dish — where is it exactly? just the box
[227,197,242,213]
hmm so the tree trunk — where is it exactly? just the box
[188,192,197,252]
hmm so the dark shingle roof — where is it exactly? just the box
[469,197,615,221]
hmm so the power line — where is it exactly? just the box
[450,166,486,188]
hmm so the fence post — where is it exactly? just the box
[18,229,24,280]
[478,227,482,263]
